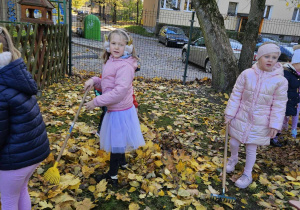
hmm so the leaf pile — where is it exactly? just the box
[26,74,300,210]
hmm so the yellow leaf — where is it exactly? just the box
[158,190,165,196]
[128,173,137,180]
[129,187,137,192]
[139,194,146,199]
[129,203,140,210]
[275,191,284,199]
[165,168,171,175]
[88,186,95,192]
[223,202,234,209]
[82,165,95,178]
[50,192,76,204]
[285,191,296,196]
[155,160,163,167]
[286,176,296,181]
[298,4,300,8]
[286,2,289,6]
[249,181,257,190]
[75,198,96,210]
[258,201,273,208]
[241,199,248,204]
[176,160,185,172]
[39,201,53,209]
[224,93,229,99]
[130,181,140,187]
[96,179,107,193]
[140,123,148,133]
[178,188,190,197]
[208,185,219,195]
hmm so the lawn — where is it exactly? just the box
[25,73,300,210]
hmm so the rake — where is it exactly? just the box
[44,89,89,184]
[0,43,3,53]
[211,123,236,203]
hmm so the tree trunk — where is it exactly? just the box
[113,3,117,23]
[136,0,139,25]
[238,0,266,73]
[194,0,239,91]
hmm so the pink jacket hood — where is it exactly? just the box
[225,62,288,146]
[92,55,137,111]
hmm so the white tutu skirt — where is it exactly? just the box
[100,106,145,153]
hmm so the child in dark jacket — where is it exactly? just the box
[0,27,50,209]
[271,45,300,146]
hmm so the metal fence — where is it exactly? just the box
[2,2,300,82]
[71,9,211,82]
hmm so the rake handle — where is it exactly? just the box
[222,123,229,193]
[55,89,89,162]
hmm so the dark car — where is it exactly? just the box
[158,26,189,47]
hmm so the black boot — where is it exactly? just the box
[270,133,283,147]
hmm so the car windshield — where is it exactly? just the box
[261,38,277,43]
[166,28,185,35]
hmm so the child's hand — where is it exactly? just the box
[84,100,96,110]
[84,79,94,91]
[269,128,278,138]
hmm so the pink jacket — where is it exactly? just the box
[92,56,137,111]
[225,63,288,145]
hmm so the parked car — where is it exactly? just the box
[158,26,189,47]
[181,37,244,73]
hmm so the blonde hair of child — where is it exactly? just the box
[0,27,21,61]
[102,29,139,64]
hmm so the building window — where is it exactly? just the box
[264,5,272,19]
[184,0,194,11]
[161,0,181,10]
[292,8,300,22]
[227,2,238,16]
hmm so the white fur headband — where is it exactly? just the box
[103,29,133,55]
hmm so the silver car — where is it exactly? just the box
[182,37,243,73]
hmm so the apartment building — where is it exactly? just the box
[143,0,300,42]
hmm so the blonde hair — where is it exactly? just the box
[102,29,139,64]
[0,27,21,61]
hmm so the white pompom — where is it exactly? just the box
[0,52,12,68]
[104,41,110,53]
[124,44,133,55]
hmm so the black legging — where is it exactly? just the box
[108,153,126,176]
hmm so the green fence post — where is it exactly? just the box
[69,0,72,76]
[183,11,195,85]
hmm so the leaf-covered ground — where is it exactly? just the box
[23,73,300,210]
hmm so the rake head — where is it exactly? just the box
[44,162,60,185]
[210,193,236,203]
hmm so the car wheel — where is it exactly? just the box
[165,40,169,47]
[205,60,211,73]
[182,50,187,63]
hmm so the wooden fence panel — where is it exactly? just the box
[0,23,69,90]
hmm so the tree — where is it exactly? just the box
[194,0,299,91]
[73,0,89,10]
[238,0,266,73]
[193,0,244,91]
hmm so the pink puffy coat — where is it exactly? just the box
[92,56,137,111]
[225,63,288,145]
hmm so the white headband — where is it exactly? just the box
[103,29,133,55]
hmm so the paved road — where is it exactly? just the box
[72,26,211,81]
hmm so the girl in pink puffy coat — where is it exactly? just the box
[83,29,145,187]
[224,43,288,189]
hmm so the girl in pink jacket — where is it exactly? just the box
[84,29,145,186]
[224,43,288,189]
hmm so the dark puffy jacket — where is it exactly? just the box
[284,64,300,116]
[0,58,50,170]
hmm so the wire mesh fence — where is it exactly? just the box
[71,9,211,82]
[1,2,300,82]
